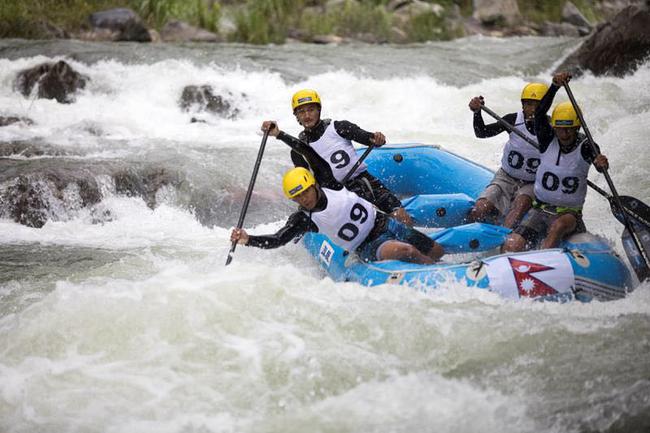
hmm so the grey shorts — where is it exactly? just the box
[513,205,585,248]
[478,168,534,216]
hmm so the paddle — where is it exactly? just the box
[586,181,650,228]
[225,128,271,266]
[340,144,376,185]
[564,82,650,281]
[480,105,650,229]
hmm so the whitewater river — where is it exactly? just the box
[1,37,649,433]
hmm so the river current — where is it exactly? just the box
[0,36,649,433]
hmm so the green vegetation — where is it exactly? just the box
[231,0,298,44]
[516,0,600,25]
[0,0,607,43]
[0,0,220,38]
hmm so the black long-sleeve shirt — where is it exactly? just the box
[247,211,317,249]
[246,190,328,249]
[534,84,599,163]
[473,112,518,138]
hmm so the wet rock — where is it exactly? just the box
[562,1,593,29]
[596,0,642,20]
[14,60,88,104]
[396,0,444,17]
[542,21,582,37]
[0,116,33,127]
[312,34,345,44]
[114,166,182,209]
[0,153,186,228]
[555,3,650,77]
[160,20,221,43]
[0,141,64,158]
[179,85,240,119]
[472,0,521,27]
[0,169,102,228]
[36,20,69,39]
[87,8,151,42]
[392,0,445,28]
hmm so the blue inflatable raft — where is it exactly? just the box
[301,144,635,302]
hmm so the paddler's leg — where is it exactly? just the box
[379,218,443,263]
[503,193,533,229]
[540,212,577,249]
[390,207,414,226]
[468,170,512,224]
[503,233,526,252]
[503,208,546,252]
[376,240,437,264]
[467,198,499,224]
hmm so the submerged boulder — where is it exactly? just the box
[0,170,103,228]
[179,85,241,119]
[472,0,521,27]
[160,20,221,43]
[87,8,151,42]
[556,3,650,77]
[14,60,88,104]
[0,149,185,228]
[0,116,33,127]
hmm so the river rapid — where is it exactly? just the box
[0,37,649,433]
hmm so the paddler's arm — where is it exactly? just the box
[469,96,514,137]
[231,212,316,249]
[334,120,385,147]
[534,74,565,152]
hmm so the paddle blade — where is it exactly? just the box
[608,195,650,229]
[225,241,237,266]
[620,196,650,228]
[622,222,650,282]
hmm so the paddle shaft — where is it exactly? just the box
[340,144,375,185]
[225,129,271,266]
[563,83,650,273]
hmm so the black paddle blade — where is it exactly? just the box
[622,222,650,282]
[620,196,650,228]
[609,196,650,229]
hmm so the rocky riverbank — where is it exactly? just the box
[0,0,644,43]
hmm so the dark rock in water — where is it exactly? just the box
[0,141,67,158]
[0,169,103,229]
[88,8,151,42]
[0,142,187,228]
[556,3,650,77]
[542,21,582,37]
[160,20,221,43]
[36,20,70,39]
[562,1,593,29]
[0,116,33,127]
[114,166,184,209]
[14,60,88,104]
[179,85,241,119]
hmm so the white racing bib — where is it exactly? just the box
[500,111,540,182]
[534,138,590,208]
[310,121,367,182]
[305,187,377,252]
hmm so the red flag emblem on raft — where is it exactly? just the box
[507,257,558,298]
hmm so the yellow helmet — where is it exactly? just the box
[551,101,581,128]
[291,89,321,112]
[521,82,549,101]
[283,167,316,199]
